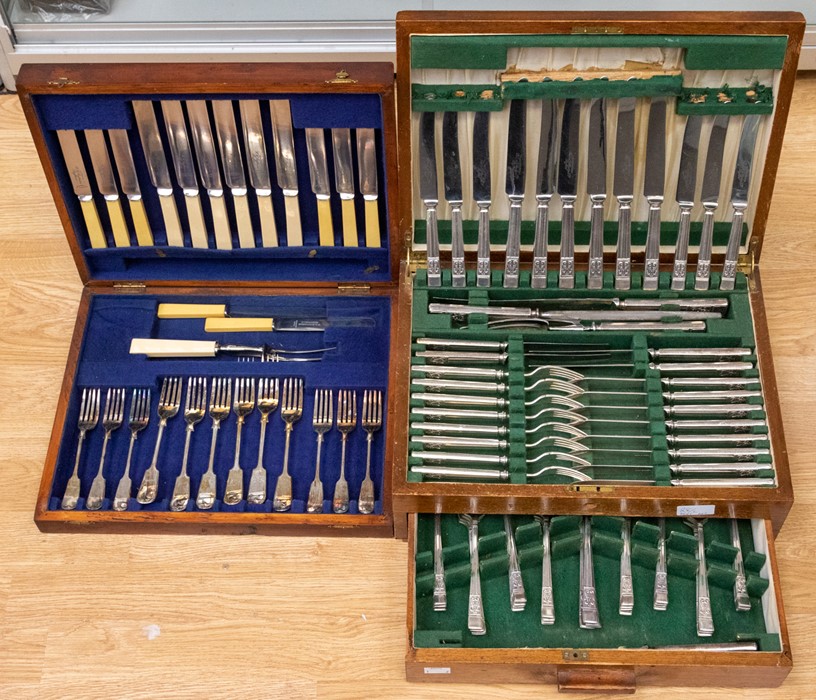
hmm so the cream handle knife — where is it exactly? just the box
[84,129,131,247]
[270,100,303,246]
[56,130,106,249]
[305,127,334,246]
[357,127,381,247]
[332,128,358,246]
[108,129,153,246]
[239,100,278,247]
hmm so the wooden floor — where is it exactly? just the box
[1,74,815,699]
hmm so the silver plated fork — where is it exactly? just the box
[196,377,232,510]
[112,388,151,511]
[247,377,280,505]
[458,513,486,635]
[137,377,182,504]
[333,389,356,513]
[534,515,556,625]
[224,377,256,505]
[62,387,101,510]
[359,389,382,514]
[307,389,333,513]
[86,387,125,510]
[273,377,304,512]
[170,377,208,512]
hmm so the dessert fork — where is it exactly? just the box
[61,387,101,510]
[307,389,333,513]
[196,377,232,509]
[333,389,356,513]
[112,388,151,511]
[224,377,256,505]
[170,377,207,511]
[86,387,126,510]
[458,514,486,635]
[273,377,304,512]
[247,377,280,505]
[137,377,182,504]
[358,389,382,514]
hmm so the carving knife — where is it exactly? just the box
[84,129,130,247]
[671,115,703,290]
[108,129,153,246]
[696,114,730,290]
[586,98,607,289]
[642,98,667,290]
[239,100,278,247]
[472,111,492,287]
[132,101,183,247]
[419,111,441,286]
[56,130,106,249]
[721,115,761,291]
[356,128,381,247]
[558,99,580,289]
[160,100,209,248]
[332,128,358,246]
[442,111,465,286]
[186,100,233,250]
[305,127,334,246]
[613,97,636,290]
[504,99,526,288]
[212,100,255,248]
[532,99,557,289]
[269,100,303,246]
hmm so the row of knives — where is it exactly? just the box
[56,99,381,250]
[419,98,760,292]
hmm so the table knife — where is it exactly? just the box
[643,98,666,290]
[696,115,730,290]
[472,111,492,287]
[356,127,381,247]
[160,100,209,248]
[672,115,703,290]
[532,99,557,289]
[132,101,184,247]
[442,111,466,286]
[419,111,441,286]
[239,100,278,247]
[586,98,607,290]
[305,127,334,246]
[186,100,233,250]
[84,129,130,247]
[504,99,526,288]
[56,130,106,248]
[108,129,153,246]
[613,97,636,290]
[721,115,761,290]
[269,100,303,246]
[332,128,358,246]
[558,98,580,288]
[212,100,254,248]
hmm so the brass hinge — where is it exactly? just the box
[326,69,358,85]
[738,236,759,291]
[337,283,370,296]
[113,282,146,293]
[572,26,624,35]
[405,229,426,274]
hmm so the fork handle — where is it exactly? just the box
[254,415,269,470]
[358,432,375,514]
[61,429,87,509]
[137,418,167,504]
[232,416,246,470]
[148,418,168,471]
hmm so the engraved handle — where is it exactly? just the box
[410,450,506,466]
[694,526,715,636]
[467,524,486,635]
[619,520,634,615]
[272,424,294,512]
[653,518,669,610]
[332,432,349,514]
[450,203,466,287]
[170,424,195,511]
[358,432,375,514]
[504,516,526,611]
[306,433,324,513]
[615,198,632,290]
[412,435,505,451]
[425,203,441,286]
[416,349,507,364]
[411,465,509,480]
[418,337,506,351]
[112,432,137,512]
[559,197,576,289]
[531,198,550,289]
[137,417,166,504]
[579,517,601,629]
[672,477,775,487]
[504,197,522,288]
[643,198,662,290]
[731,519,752,611]
[61,429,87,510]
[720,206,745,291]
[672,205,692,290]
[196,419,221,510]
[666,418,767,431]
[341,198,358,247]
[86,429,112,511]
[587,196,605,290]
[654,347,750,360]
[256,194,279,247]
[695,205,716,290]
[224,416,246,505]
[476,204,491,287]
[665,404,757,417]
[433,514,447,611]
[411,393,506,408]
[651,361,754,374]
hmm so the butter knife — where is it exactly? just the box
[472,111,492,287]
[613,97,636,290]
[332,128,358,247]
[357,127,381,247]
[84,129,130,247]
[643,98,666,290]
[504,99,526,288]
[419,111,441,286]
[56,130,106,249]
[558,99,580,289]
[239,100,278,247]
[532,100,557,289]
[306,127,334,246]
[586,98,607,290]
[269,100,303,246]
[108,129,153,246]
[672,115,703,290]
[443,111,465,286]
[696,115,730,290]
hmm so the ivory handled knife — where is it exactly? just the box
[357,127,381,247]
[642,98,666,290]
[84,129,131,247]
[472,111,492,287]
[586,98,607,290]
[532,100,557,289]
[672,115,703,290]
[503,99,526,288]
[442,111,466,286]
[419,111,441,286]
[613,97,636,290]
[332,128,358,246]
[269,100,303,246]
[239,100,278,247]
[108,129,153,246]
[305,127,334,246]
[56,130,106,249]
[558,99,580,289]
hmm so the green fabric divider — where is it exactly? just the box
[415,515,779,650]
[411,84,504,113]
[676,85,774,115]
[410,35,788,70]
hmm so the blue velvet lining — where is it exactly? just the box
[48,293,391,515]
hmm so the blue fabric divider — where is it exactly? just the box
[48,293,391,515]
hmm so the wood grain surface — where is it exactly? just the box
[1,71,815,698]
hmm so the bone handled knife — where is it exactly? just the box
[305,127,334,246]
[443,111,466,286]
[239,100,278,247]
[695,114,730,290]
[532,99,557,289]
[586,98,607,290]
[672,115,703,290]
[160,100,209,248]
[212,100,255,248]
[270,100,303,246]
[613,97,636,290]
[558,99,580,289]
[721,115,761,291]
[84,129,130,247]
[132,101,184,247]
[56,130,106,248]
[504,100,526,289]
[419,111,441,286]
[108,129,153,246]
[642,98,667,290]
[332,128,358,246]
[357,128,381,247]
[472,111,492,287]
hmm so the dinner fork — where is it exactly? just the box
[686,518,715,636]
[61,387,101,510]
[224,377,256,505]
[112,388,151,511]
[170,377,208,511]
[458,514,486,635]
[273,377,304,512]
[137,376,182,504]
[307,389,333,513]
[196,377,232,510]
[333,390,356,513]
[247,377,280,505]
[358,389,382,514]
[86,387,126,510]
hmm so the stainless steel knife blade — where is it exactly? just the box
[558,98,580,289]
[504,99,526,288]
[586,98,607,289]
[356,127,380,248]
[84,129,130,247]
[56,129,106,249]
[239,99,278,247]
[332,128,358,247]
[642,98,666,290]
[672,114,703,290]
[532,99,557,289]
[472,111,492,287]
[108,129,153,246]
[305,127,334,246]
[613,97,636,290]
[442,111,465,286]
[419,111,441,286]
[269,99,303,246]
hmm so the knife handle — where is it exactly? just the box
[159,194,184,247]
[672,205,692,290]
[105,198,131,247]
[451,204,466,287]
[185,194,209,249]
[80,198,107,249]
[476,204,491,287]
[256,194,278,247]
[284,195,303,246]
[128,197,154,246]
[531,199,549,289]
[316,198,334,246]
[720,206,745,291]
[615,198,632,291]
[695,204,716,290]
[233,194,255,248]
[210,194,233,250]
[643,199,662,290]
[157,303,226,319]
[503,198,522,289]
[129,338,217,358]
[587,196,605,290]
[364,199,381,248]
[426,203,441,286]
[205,317,275,333]
[558,197,576,289]
[341,198,358,247]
